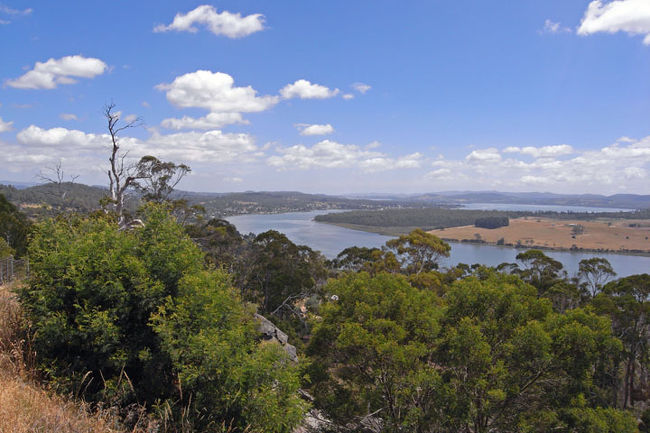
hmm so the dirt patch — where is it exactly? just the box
[429,217,650,253]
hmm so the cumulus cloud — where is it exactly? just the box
[295,123,334,136]
[59,113,78,121]
[0,116,13,132]
[426,137,650,193]
[540,19,571,34]
[154,5,265,38]
[466,148,501,162]
[2,124,263,177]
[267,139,422,172]
[6,55,108,89]
[578,0,650,45]
[157,70,278,113]
[352,82,371,94]
[503,144,574,158]
[280,79,339,99]
[342,93,354,100]
[161,112,248,130]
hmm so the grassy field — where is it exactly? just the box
[429,217,650,254]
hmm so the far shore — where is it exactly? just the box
[316,217,650,257]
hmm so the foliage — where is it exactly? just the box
[19,204,306,432]
[0,193,30,257]
[385,228,451,274]
[132,155,191,203]
[152,270,307,432]
[307,272,443,430]
[594,274,650,409]
[308,269,636,433]
[474,216,509,229]
[578,257,616,297]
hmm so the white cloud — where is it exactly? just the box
[503,144,574,158]
[295,123,334,136]
[142,130,260,163]
[223,176,244,183]
[352,82,371,94]
[540,19,571,34]
[0,5,32,15]
[161,112,248,130]
[425,137,650,193]
[466,148,501,162]
[5,125,262,176]
[578,0,650,45]
[157,70,278,113]
[280,79,339,99]
[154,5,264,38]
[59,113,78,121]
[267,139,422,172]
[342,93,355,100]
[6,55,108,89]
[0,116,13,132]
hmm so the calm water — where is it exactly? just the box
[460,203,635,213]
[226,210,650,278]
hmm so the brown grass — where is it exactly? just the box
[429,217,650,253]
[0,282,131,433]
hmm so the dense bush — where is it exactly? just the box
[19,204,305,432]
[474,215,509,229]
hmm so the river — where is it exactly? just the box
[226,210,650,278]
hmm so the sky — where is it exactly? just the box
[1,0,650,194]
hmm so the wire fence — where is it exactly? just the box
[0,256,29,285]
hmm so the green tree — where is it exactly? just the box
[513,249,565,294]
[0,193,30,257]
[578,257,616,298]
[132,155,191,203]
[152,270,307,432]
[19,204,306,431]
[594,274,650,409]
[385,228,451,275]
[247,230,326,315]
[307,272,444,431]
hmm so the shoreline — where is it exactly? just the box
[316,220,650,257]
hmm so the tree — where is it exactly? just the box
[578,257,616,298]
[132,155,190,203]
[385,228,451,275]
[19,204,306,431]
[512,249,565,295]
[593,274,650,409]
[246,230,326,316]
[0,193,30,257]
[104,103,144,228]
[307,272,444,431]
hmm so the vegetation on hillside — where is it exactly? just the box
[315,207,650,235]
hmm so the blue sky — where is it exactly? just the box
[1,0,649,194]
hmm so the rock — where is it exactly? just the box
[255,313,298,362]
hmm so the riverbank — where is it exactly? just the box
[428,217,650,256]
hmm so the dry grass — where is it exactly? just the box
[0,282,132,433]
[430,217,650,252]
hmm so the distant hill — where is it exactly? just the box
[346,191,650,209]
[3,181,650,220]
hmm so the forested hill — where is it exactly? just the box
[315,207,650,234]
[0,183,418,218]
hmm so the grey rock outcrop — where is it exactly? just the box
[255,313,298,362]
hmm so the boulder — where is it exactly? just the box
[255,313,298,362]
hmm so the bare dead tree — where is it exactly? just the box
[37,160,80,200]
[104,103,143,228]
